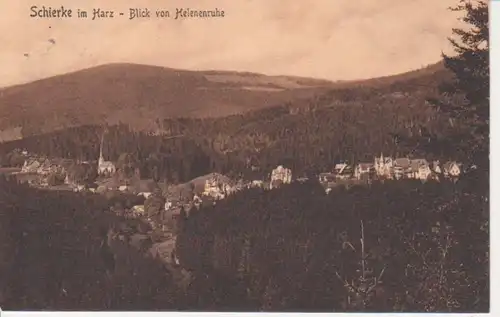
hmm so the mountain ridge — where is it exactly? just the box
[0,61,449,141]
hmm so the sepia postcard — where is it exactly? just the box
[0,0,491,314]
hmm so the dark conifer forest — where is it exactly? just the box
[176,177,488,311]
[0,171,489,311]
[0,98,466,183]
[0,176,181,310]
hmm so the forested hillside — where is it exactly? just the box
[176,176,489,312]
[0,176,181,310]
[0,170,488,311]
[0,86,466,183]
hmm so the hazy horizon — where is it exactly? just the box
[0,0,462,87]
[0,60,447,89]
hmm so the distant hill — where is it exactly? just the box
[0,62,450,140]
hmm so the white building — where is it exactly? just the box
[118,185,130,192]
[21,158,41,173]
[443,161,462,178]
[410,159,431,180]
[73,185,86,192]
[374,153,394,178]
[354,163,375,180]
[393,158,411,180]
[203,175,230,200]
[432,161,442,174]
[250,180,264,188]
[164,201,173,211]
[193,194,203,208]
[334,163,348,175]
[131,205,145,217]
[417,164,432,180]
[270,165,292,189]
[137,192,152,199]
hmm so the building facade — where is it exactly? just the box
[270,165,292,189]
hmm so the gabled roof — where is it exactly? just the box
[411,158,428,165]
[25,158,41,166]
[272,165,291,173]
[394,158,411,168]
[443,161,461,171]
[410,159,429,171]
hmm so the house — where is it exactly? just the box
[431,161,442,174]
[270,165,292,189]
[138,192,153,199]
[318,173,335,183]
[97,132,116,176]
[118,185,130,192]
[250,180,264,188]
[374,154,394,178]
[51,158,74,174]
[36,159,49,175]
[78,182,99,193]
[409,159,431,180]
[164,201,173,211]
[203,174,231,200]
[73,184,86,192]
[443,161,462,178]
[334,163,348,175]
[417,164,432,180]
[354,163,375,180]
[131,205,145,217]
[193,194,203,208]
[37,159,61,176]
[335,164,353,180]
[21,158,41,173]
[393,158,411,179]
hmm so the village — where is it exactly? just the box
[11,141,465,217]
[0,132,462,240]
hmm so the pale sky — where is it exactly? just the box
[0,0,462,87]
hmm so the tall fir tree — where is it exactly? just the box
[429,0,489,168]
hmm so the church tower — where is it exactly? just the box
[98,133,105,166]
[96,127,116,177]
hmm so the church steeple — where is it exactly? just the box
[97,126,116,177]
[99,133,105,163]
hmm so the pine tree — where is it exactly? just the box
[429,0,489,167]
